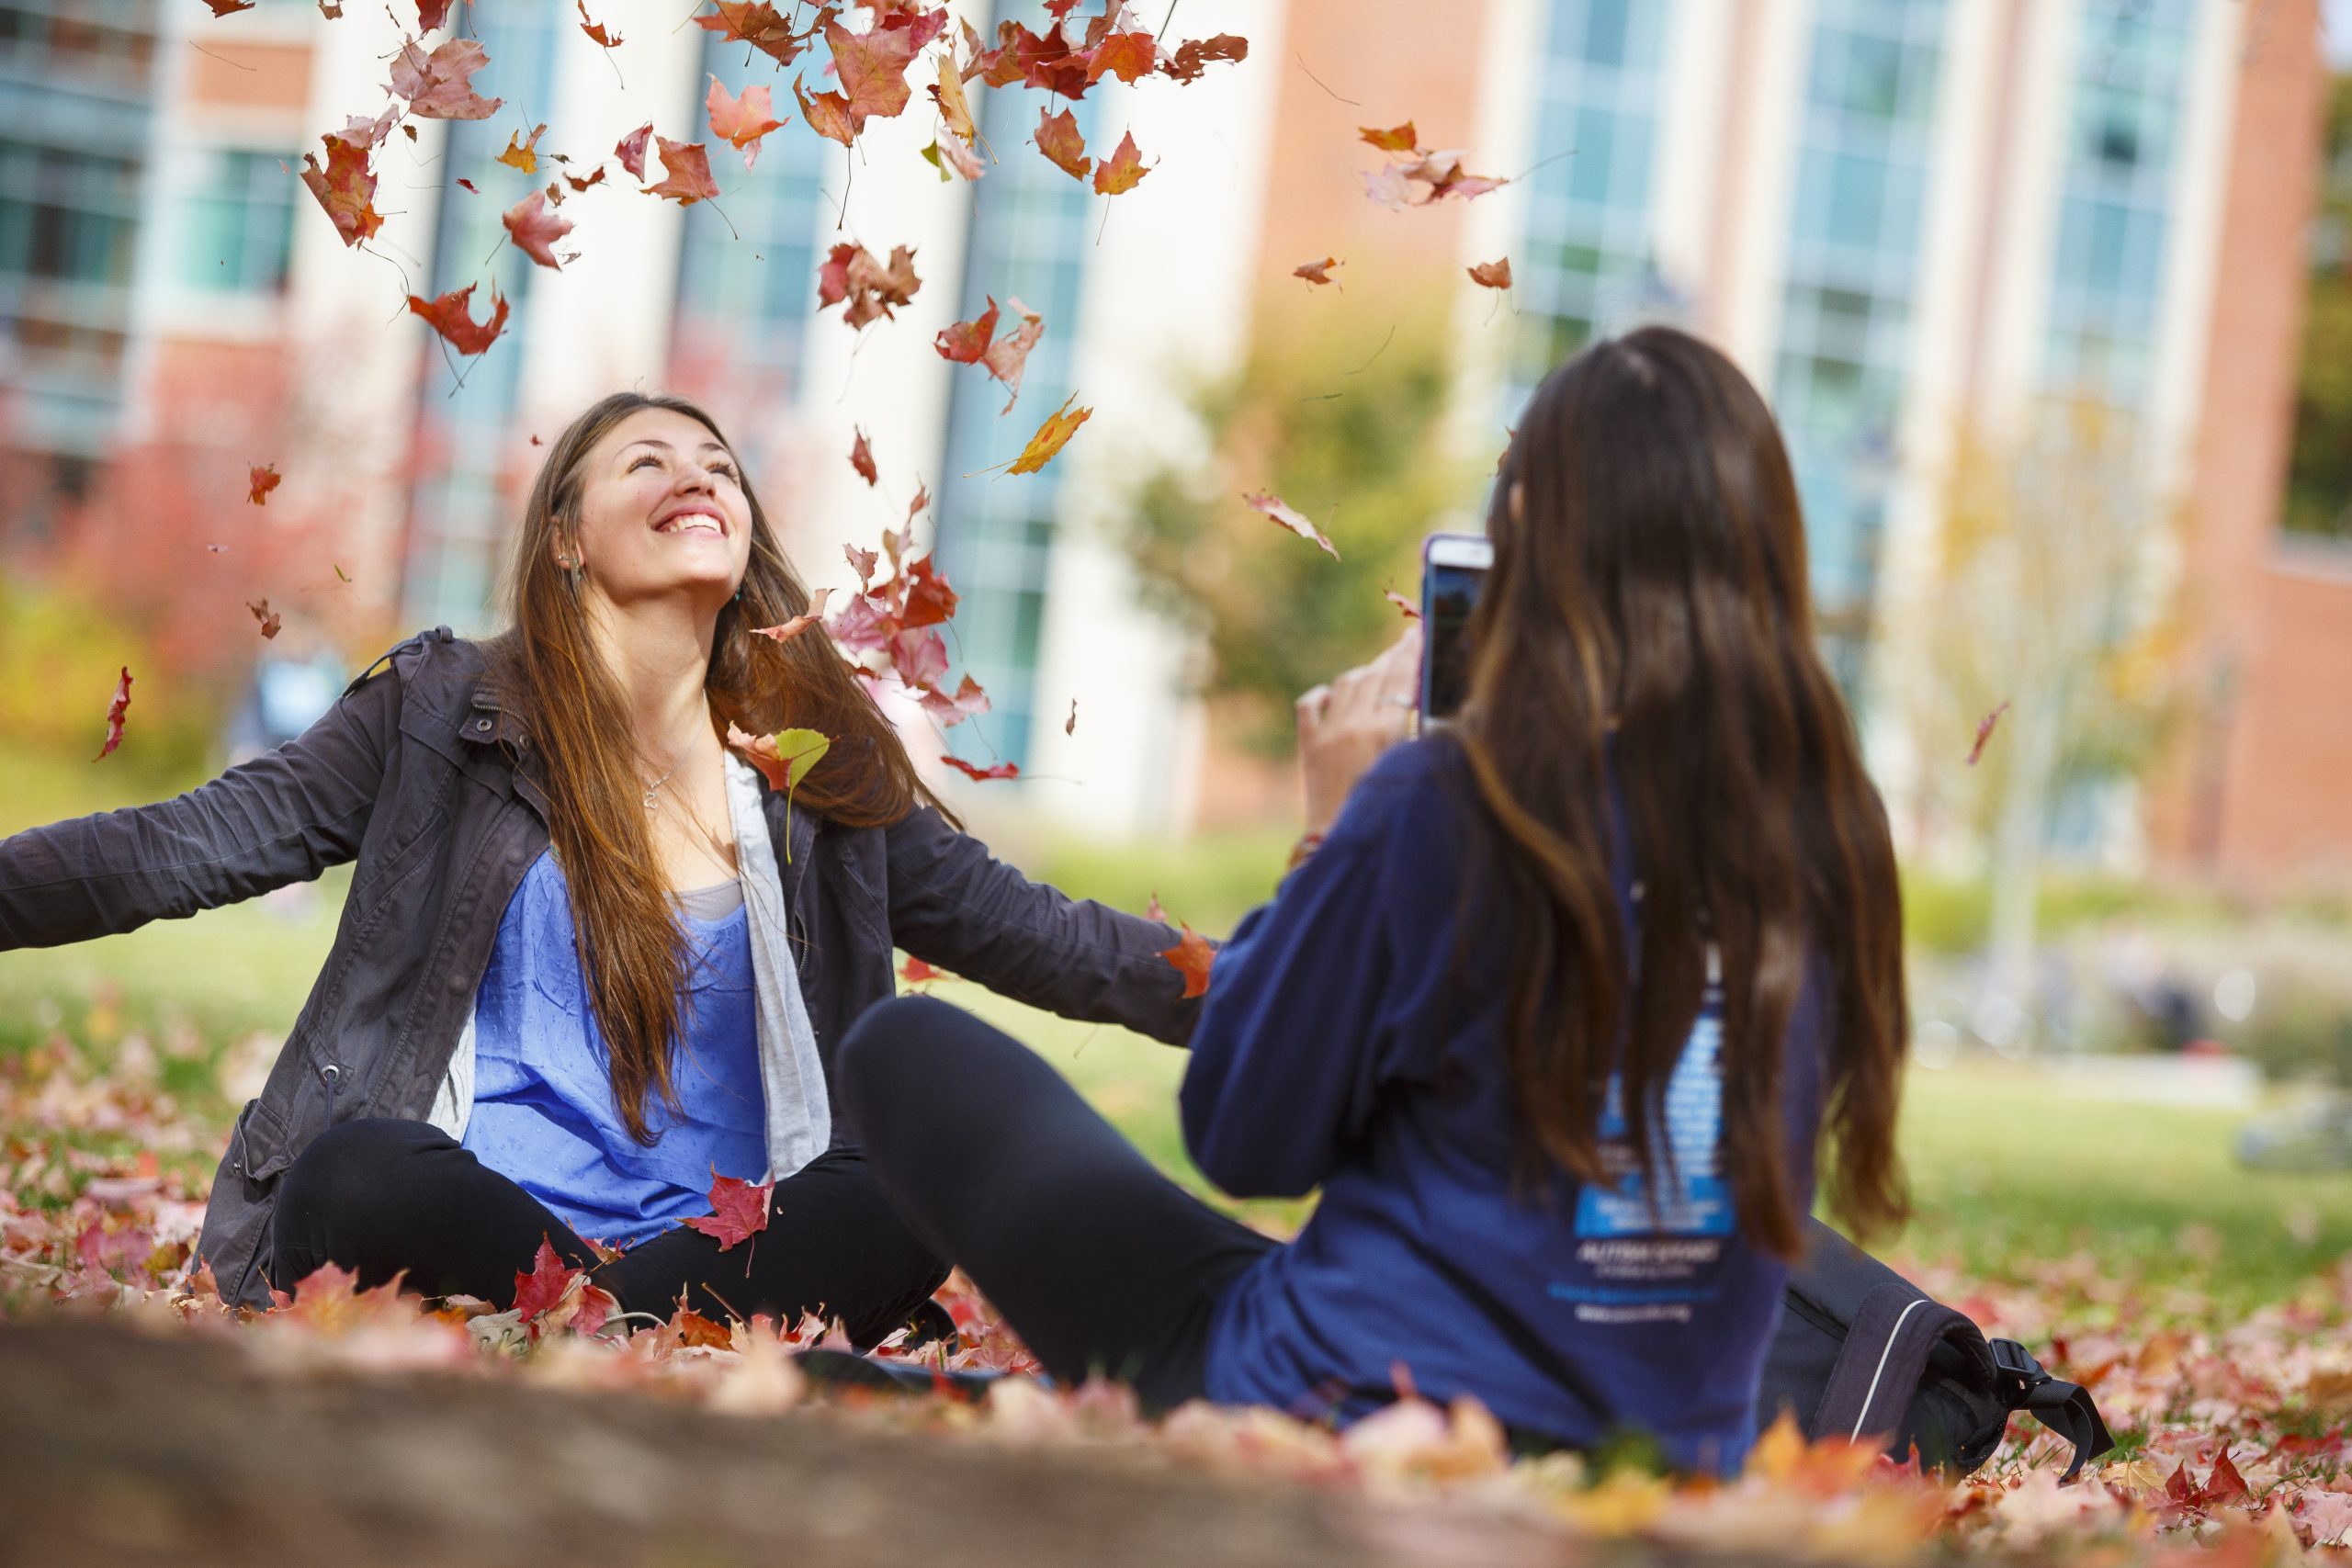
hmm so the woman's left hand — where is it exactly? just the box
[1295,625,1422,838]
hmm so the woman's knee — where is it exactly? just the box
[836,994,967,1129]
[277,1116,448,1222]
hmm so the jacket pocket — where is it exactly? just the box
[226,1095,295,1183]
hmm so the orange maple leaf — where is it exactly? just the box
[646,137,719,205]
[1008,395,1090,476]
[1035,106,1090,180]
[1294,256,1341,287]
[707,76,786,167]
[1243,491,1340,561]
[1467,257,1512,289]
[1160,922,1214,999]
[390,36,502,120]
[502,189,572,269]
[1091,130,1150,195]
[299,136,382,247]
[248,463,282,505]
[407,282,511,355]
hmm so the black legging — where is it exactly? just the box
[838,995,1276,1412]
[268,1119,948,1348]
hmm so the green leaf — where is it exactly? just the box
[771,728,831,792]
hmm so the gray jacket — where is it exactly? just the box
[0,628,1199,1307]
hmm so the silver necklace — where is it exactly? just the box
[641,758,683,811]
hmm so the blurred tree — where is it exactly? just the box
[2284,69,2352,542]
[1900,403,2187,1029]
[1116,317,1478,754]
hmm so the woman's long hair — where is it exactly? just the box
[484,391,949,1144]
[1460,326,1907,1258]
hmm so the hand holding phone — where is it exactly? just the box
[1419,533,1493,722]
[1295,626,1421,837]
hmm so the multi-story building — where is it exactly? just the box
[7,0,2347,884]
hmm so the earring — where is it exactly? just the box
[731,582,743,604]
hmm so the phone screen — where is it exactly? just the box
[1421,558,1487,720]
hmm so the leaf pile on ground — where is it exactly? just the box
[3,1028,2348,1563]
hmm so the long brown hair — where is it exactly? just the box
[1460,326,1908,1258]
[484,391,948,1144]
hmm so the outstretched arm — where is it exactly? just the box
[884,807,1201,1046]
[0,667,400,951]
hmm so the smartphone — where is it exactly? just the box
[1419,533,1493,721]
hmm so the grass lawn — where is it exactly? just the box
[5,879,2347,1315]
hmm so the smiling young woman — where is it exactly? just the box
[0,390,1199,1336]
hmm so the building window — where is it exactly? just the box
[931,0,1100,778]
[401,0,558,631]
[1770,0,1949,680]
[179,147,296,295]
[1508,0,1673,407]
[2041,0,2197,405]
[672,32,830,399]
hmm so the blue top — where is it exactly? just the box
[460,851,768,1250]
[1187,739,1827,1473]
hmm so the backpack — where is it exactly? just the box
[1760,1218,2114,1480]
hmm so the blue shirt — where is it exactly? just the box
[460,851,768,1250]
[1185,739,1826,1473]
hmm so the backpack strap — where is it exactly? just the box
[1987,1338,2114,1482]
[1806,1281,1975,1445]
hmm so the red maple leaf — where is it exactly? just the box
[849,427,878,486]
[1360,121,1419,152]
[502,189,572,270]
[390,36,503,120]
[614,122,652,179]
[576,0,620,47]
[1968,700,2010,766]
[415,0,449,29]
[647,137,720,205]
[707,76,786,167]
[823,10,930,130]
[1160,923,1214,999]
[248,463,281,504]
[1086,29,1156,85]
[899,954,954,985]
[794,72,858,147]
[817,242,922,330]
[934,296,1045,412]
[751,586,832,645]
[329,107,401,151]
[247,599,282,639]
[1243,491,1340,560]
[917,672,989,729]
[898,552,958,629]
[1467,257,1512,289]
[1035,106,1090,180]
[511,1236,582,1323]
[2203,1449,2253,1506]
[683,1170,775,1251]
[1160,32,1247,84]
[93,667,130,762]
[299,136,382,247]
[1294,256,1341,288]
[407,283,511,355]
[845,540,879,586]
[566,166,606,192]
[199,0,255,14]
[693,0,818,66]
[1385,588,1421,620]
[889,626,951,693]
[941,755,1018,782]
[1091,130,1150,195]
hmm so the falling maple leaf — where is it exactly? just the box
[845,541,879,586]
[1360,121,1419,152]
[502,189,572,270]
[407,283,511,355]
[683,1169,775,1251]
[707,76,786,167]
[849,428,877,486]
[1087,29,1156,85]
[1385,588,1421,620]
[917,673,989,729]
[454,177,479,193]
[921,137,985,182]
[1160,32,1247,84]
[1007,394,1090,476]
[1091,130,1150,196]
[899,954,954,985]
[390,36,503,120]
[247,600,282,639]
[93,667,130,762]
[941,755,1018,782]
[565,167,606,192]
[750,587,833,645]
[198,0,254,14]
[318,0,342,16]
[930,53,975,144]
[614,123,652,179]
[646,138,719,205]
[816,242,922,331]
[1294,256,1342,288]
[822,9,931,131]
[248,464,281,504]
[934,296,1045,412]
[1065,698,1077,736]
[1035,106,1090,180]
[793,73,858,147]
[1160,922,1214,999]
[496,123,548,174]
[415,0,448,28]
[299,136,382,247]
[329,107,400,151]
[1968,700,2011,766]
[1243,491,1340,561]
[692,0,818,67]
[1467,257,1512,289]
[576,0,619,48]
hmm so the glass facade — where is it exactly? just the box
[1508,0,1673,410]
[672,29,831,397]
[402,0,559,629]
[0,0,162,460]
[1770,0,1949,680]
[931,0,1099,777]
[2041,0,2197,405]
[178,146,297,294]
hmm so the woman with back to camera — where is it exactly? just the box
[0,392,1197,1336]
[838,325,1911,1470]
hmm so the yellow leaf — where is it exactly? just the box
[1008,394,1091,476]
[771,727,831,792]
